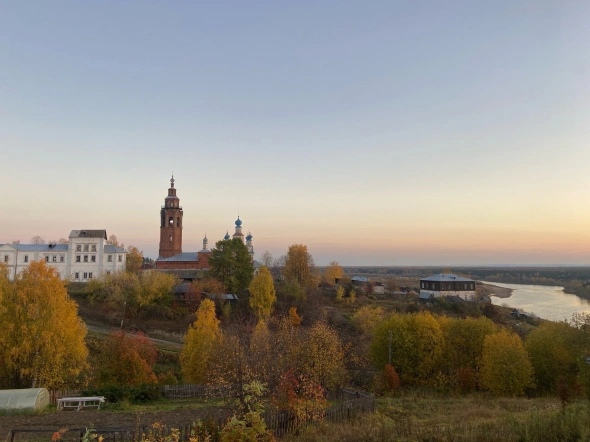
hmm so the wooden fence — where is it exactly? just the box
[49,390,81,406]
[37,387,374,441]
[161,384,231,399]
[263,389,375,437]
[49,385,228,405]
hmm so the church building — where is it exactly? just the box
[155,177,254,276]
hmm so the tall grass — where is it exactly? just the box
[284,395,590,441]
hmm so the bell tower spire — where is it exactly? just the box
[159,175,183,258]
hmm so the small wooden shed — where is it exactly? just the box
[0,388,50,415]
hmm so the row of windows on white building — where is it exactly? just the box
[3,254,122,264]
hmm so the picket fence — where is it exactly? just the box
[49,389,81,406]
[264,389,375,437]
[161,383,231,400]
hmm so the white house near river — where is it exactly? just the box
[419,273,476,301]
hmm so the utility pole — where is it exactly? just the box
[388,330,393,366]
[120,301,127,329]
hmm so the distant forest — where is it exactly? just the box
[340,266,590,300]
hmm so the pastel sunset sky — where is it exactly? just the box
[1,1,589,265]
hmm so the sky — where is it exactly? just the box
[1,1,589,266]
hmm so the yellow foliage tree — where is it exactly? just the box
[335,285,344,302]
[137,270,176,307]
[180,299,222,384]
[0,264,8,316]
[323,261,344,284]
[371,312,443,385]
[437,316,497,372]
[352,305,386,335]
[248,266,276,320]
[282,244,316,287]
[479,330,534,396]
[125,245,143,274]
[525,321,584,394]
[249,320,275,386]
[295,322,347,390]
[0,260,88,389]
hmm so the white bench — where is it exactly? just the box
[57,396,106,411]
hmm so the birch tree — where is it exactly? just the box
[180,299,222,383]
[249,266,276,320]
[0,260,88,389]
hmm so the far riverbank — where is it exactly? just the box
[479,282,513,299]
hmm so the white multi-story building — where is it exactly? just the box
[419,273,476,301]
[0,230,126,281]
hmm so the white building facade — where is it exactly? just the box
[0,230,126,282]
[419,274,476,301]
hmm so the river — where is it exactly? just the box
[485,281,590,322]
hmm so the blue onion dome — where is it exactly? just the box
[235,216,242,227]
[246,233,253,241]
[224,231,230,240]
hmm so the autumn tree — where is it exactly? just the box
[383,364,401,393]
[371,312,443,385]
[85,271,175,317]
[221,381,273,442]
[335,285,344,302]
[57,238,68,244]
[0,265,9,319]
[187,277,224,310]
[126,245,143,274]
[249,267,276,320]
[280,278,306,303]
[437,316,497,373]
[136,270,176,307]
[525,321,584,394]
[209,238,254,293]
[352,305,386,335]
[95,330,157,387]
[479,330,534,396]
[323,261,344,284]
[273,370,327,426]
[249,320,275,386]
[86,271,140,309]
[283,244,316,287]
[0,260,88,389]
[294,322,347,390]
[180,299,222,383]
[288,307,302,327]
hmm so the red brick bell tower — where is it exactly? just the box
[158,176,183,258]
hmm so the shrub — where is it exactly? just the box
[383,365,400,393]
[83,384,161,404]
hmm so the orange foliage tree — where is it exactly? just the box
[96,330,157,387]
[273,370,327,424]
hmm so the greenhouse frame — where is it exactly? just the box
[0,388,50,415]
